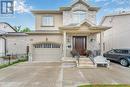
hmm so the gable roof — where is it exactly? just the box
[71,0,90,7]
[61,19,96,28]
[31,10,62,14]
[78,19,96,26]
[60,0,100,11]
[0,22,17,32]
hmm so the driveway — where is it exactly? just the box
[0,62,130,87]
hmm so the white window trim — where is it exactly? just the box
[42,16,54,27]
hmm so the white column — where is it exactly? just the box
[100,32,104,56]
[63,31,67,57]
[28,44,33,62]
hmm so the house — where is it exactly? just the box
[26,0,110,62]
[0,22,27,57]
[101,12,130,52]
[0,0,110,62]
[0,22,17,57]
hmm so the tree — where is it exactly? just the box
[21,27,31,32]
[14,26,31,32]
[14,26,22,32]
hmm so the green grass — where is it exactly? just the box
[79,85,130,87]
[0,58,27,69]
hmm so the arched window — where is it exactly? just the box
[73,11,86,24]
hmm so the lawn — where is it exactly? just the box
[0,58,27,69]
[79,85,130,87]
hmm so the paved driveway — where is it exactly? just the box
[0,62,130,87]
[0,62,61,87]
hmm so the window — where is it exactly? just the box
[121,50,129,54]
[34,43,60,48]
[42,16,54,26]
[113,49,128,54]
[73,11,86,24]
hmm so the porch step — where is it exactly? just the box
[77,58,95,68]
[62,62,76,68]
[62,57,76,63]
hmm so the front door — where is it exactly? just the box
[73,36,87,56]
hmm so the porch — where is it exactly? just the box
[60,29,107,59]
[59,22,111,68]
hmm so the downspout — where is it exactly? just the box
[0,36,7,56]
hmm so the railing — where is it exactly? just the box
[76,55,80,66]
[87,50,101,64]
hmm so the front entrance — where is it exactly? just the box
[73,36,87,56]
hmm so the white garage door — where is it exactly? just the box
[32,42,62,62]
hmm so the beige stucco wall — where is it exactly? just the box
[35,13,63,30]
[27,34,63,45]
[102,14,130,52]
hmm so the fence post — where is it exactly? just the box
[7,55,11,65]
[26,46,29,61]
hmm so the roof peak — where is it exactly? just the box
[71,0,89,6]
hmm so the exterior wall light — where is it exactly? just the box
[90,38,95,42]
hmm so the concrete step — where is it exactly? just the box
[62,57,76,62]
[62,62,76,68]
[79,60,92,62]
[79,62,94,65]
[77,58,95,68]
[78,65,96,68]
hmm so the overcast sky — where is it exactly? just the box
[0,0,130,30]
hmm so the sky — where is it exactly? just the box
[0,0,130,30]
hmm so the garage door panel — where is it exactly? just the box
[32,43,62,62]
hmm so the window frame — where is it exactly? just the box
[42,15,54,27]
[34,43,61,48]
[72,10,87,24]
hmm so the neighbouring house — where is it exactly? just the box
[0,22,27,57]
[26,0,110,62]
[101,12,130,52]
[0,22,16,57]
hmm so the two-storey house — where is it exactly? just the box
[26,0,110,62]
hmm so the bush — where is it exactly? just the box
[0,57,27,69]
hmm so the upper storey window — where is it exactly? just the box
[42,16,54,26]
[73,11,86,24]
